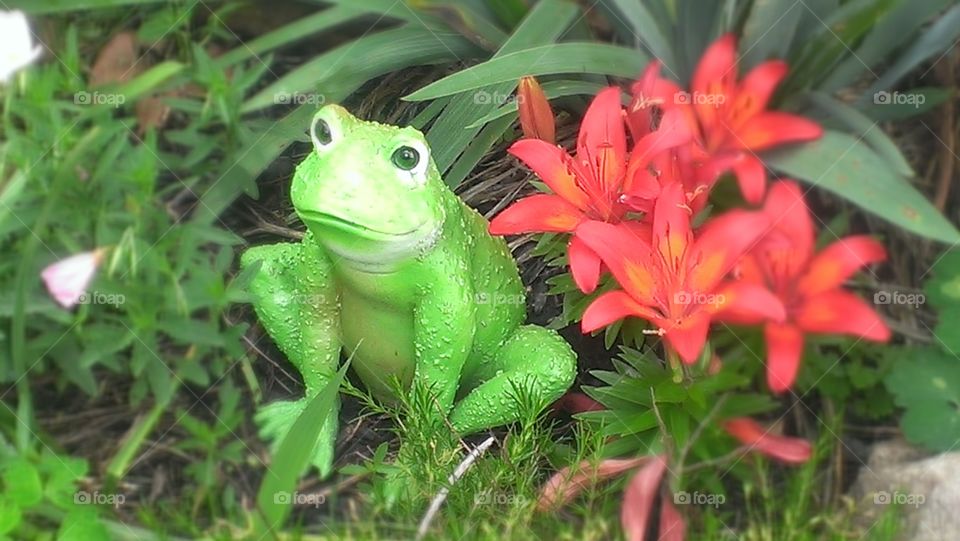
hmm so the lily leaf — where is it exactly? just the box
[763,130,959,244]
[404,42,647,102]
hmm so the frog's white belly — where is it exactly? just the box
[338,282,417,401]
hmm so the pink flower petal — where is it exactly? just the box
[538,457,649,511]
[40,249,104,308]
[621,455,668,541]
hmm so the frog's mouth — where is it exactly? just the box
[298,209,440,271]
[298,210,420,239]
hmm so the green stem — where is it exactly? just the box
[666,347,683,383]
[105,378,182,485]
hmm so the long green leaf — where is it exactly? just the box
[253,362,349,536]
[4,0,169,12]
[862,4,960,102]
[425,0,580,176]
[740,0,803,69]
[405,42,647,102]
[676,0,720,83]
[464,80,608,128]
[193,106,313,225]
[445,114,516,188]
[786,0,897,92]
[606,0,677,73]
[763,131,959,244]
[111,61,184,102]
[819,0,952,92]
[806,92,912,176]
[214,5,368,68]
[243,26,478,112]
[859,86,953,121]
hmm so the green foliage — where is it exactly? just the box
[580,346,777,456]
[801,342,897,420]
[253,362,349,537]
[884,250,960,452]
[922,249,960,352]
[886,347,960,451]
[0,441,110,541]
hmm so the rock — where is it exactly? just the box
[850,439,960,540]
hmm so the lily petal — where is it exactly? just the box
[509,139,590,209]
[552,392,605,414]
[724,417,812,464]
[489,194,585,235]
[662,310,712,364]
[731,60,788,127]
[733,112,823,152]
[688,210,770,293]
[621,455,668,541]
[628,108,695,174]
[762,181,814,270]
[794,290,891,341]
[732,153,767,204]
[576,221,658,306]
[799,236,886,296]
[764,322,805,393]
[653,182,693,275]
[539,457,649,511]
[582,290,659,333]
[569,233,603,294]
[713,281,786,323]
[658,498,686,541]
[577,86,628,172]
[691,34,737,137]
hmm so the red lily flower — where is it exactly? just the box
[729,181,891,392]
[633,35,822,204]
[576,182,785,363]
[490,86,688,293]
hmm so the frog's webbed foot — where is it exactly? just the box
[449,325,576,433]
[256,397,339,478]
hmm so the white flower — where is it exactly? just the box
[0,10,42,83]
[40,249,105,308]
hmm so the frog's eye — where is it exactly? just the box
[310,113,338,152]
[390,140,430,186]
[391,146,419,170]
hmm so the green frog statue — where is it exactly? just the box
[242,105,577,476]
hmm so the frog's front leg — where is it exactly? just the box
[449,325,576,433]
[411,276,476,415]
[240,233,341,477]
